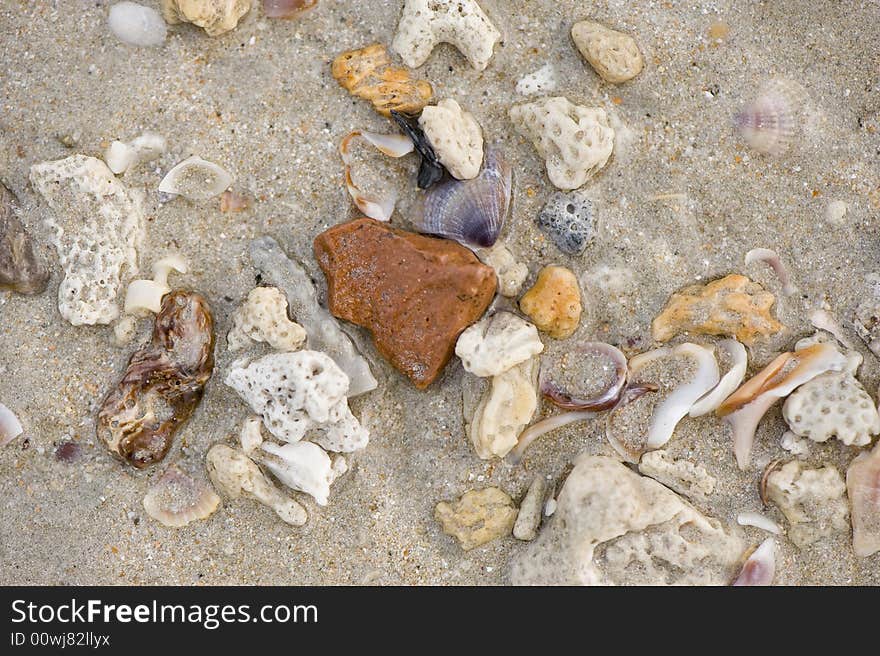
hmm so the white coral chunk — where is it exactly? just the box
[391,0,501,71]
[160,0,252,36]
[509,97,614,190]
[259,441,346,506]
[418,99,483,180]
[516,64,558,96]
[782,370,880,446]
[30,155,143,326]
[455,311,543,377]
[224,351,369,452]
[227,287,307,352]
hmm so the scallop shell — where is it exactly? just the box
[415,146,511,249]
[734,78,804,156]
[143,466,221,528]
[158,156,233,202]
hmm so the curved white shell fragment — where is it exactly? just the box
[809,309,854,350]
[636,343,720,450]
[0,402,23,447]
[158,156,233,202]
[340,130,414,221]
[732,538,776,586]
[259,441,346,506]
[143,466,221,528]
[123,255,188,315]
[717,343,848,470]
[689,339,747,417]
[745,247,797,296]
[737,511,781,535]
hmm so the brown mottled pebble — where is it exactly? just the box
[314,218,496,389]
[434,487,517,551]
[519,265,582,339]
[97,291,215,468]
[0,182,49,295]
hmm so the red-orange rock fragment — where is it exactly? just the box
[314,218,497,389]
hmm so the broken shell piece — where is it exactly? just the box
[224,350,369,452]
[717,343,849,469]
[765,460,849,547]
[206,444,307,526]
[108,2,168,47]
[688,339,747,417]
[571,20,644,84]
[416,146,510,248]
[259,441,346,506]
[638,450,717,502]
[736,512,781,535]
[477,244,527,297]
[782,370,880,447]
[846,442,880,557]
[732,539,776,586]
[509,97,614,191]
[160,0,252,36]
[469,357,539,460]
[744,248,797,296]
[158,156,233,202]
[0,182,49,295]
[239,416,263,455]
[392,0,501,71]
[418,99,483,180]
[541,342,627,411]
[0,402,23,447]
[513,476,546,541]
[519,265,582,339]
[808,309,853,350]
[734,78,804,157]
[97,291,215,468]
[455,311,543,378]
[390,110,446,189]
[340,130,414,221]
[331,43,433,118]
[105,132,166,175]
[262,0,316,19]
[123,254,188,315]
[248,236,377,396]
[434,487,518,551]
[30,155,143,325]
[652,274,784,345]
[143,466,221,528]
[227,286,307,352]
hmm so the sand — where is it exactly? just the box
[1,0,879,585]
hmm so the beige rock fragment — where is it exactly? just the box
[161,0,252,36]
[571,20,643,84]
[519,265,582,339]
[513,476,546,541]
[434,487,517,550]
[652,274,784,345]
[638,449,716,502]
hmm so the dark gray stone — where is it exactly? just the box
[537,191,595,255]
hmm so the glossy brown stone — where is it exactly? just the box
[314,218,497,389]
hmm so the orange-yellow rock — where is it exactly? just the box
[652,274,784,345]
[331,43,433,117]
[519,266,582,339]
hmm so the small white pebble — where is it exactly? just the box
[108,2,167,47]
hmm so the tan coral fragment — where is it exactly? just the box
[161,0,252,36]
[331,43,433,117]
[434,487,517,550]
[519,265,582,339]
[652,274,784,345]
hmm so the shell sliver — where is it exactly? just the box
[416,146,511,249]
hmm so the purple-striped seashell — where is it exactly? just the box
[734,78,804,156]
[415,146,511,249]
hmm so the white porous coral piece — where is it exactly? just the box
[124,254,188,315]
[392,0,501,71]
[570,20,644,84]
[516,63,558,96]
[455,311,543,378]
[765,460,850,547]
[105,132,167,175]
[30,155,143,326]
[782,370,880,447]
[638,449,716,502]
[259,441,347,506]
[206,444,307,526]
[227,286,307,352]
[780,430,811,457]
[509,97,614,191]
[510,455,743,585]
[224,351,369,452]
[477,244,527,297]
[158,156,232,202]
[160,0,252,36]
[418,99,484,180]
[468,357,539,459]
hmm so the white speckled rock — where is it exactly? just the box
[455,311,543,377]
[571,19,644,84]
[419,99,483,180]
[392,0,501,71]
[108,2,168,46]
[509,96,614,190]
[30,155,144,326]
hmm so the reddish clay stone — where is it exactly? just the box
[314,218,497,389]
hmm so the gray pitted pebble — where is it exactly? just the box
[537,191,595,255]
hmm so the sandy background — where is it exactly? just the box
[1,0,879,585]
